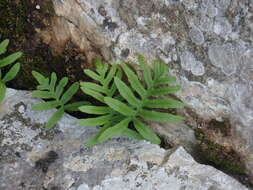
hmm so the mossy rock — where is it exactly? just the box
[195,128,246,175]
[0,0,88,90]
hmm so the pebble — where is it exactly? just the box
[36,5,40,10]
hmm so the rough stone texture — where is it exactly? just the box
[46,0,253,181]
[0,89,249,190]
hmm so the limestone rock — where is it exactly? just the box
[46,0,253,181]
[0,89,249,190]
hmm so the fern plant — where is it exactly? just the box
[32,71,90,129]
[78,56,184,146]
[0,39,22,103]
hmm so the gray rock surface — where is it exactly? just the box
[0,89,249,190]
[46,0,253,181]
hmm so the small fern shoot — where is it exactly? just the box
[0,39,22,103]
[32,71,90,129]
[79,56,184,146]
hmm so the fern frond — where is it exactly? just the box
[79,57,184,146]
[121,62,146,99]
[81,63,120,102]
[32,71,89,129]
[0,39,22,104]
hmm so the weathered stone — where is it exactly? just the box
[47,0,253,181]
[2,0,253,183]
[0,89,249,190]
[189,26,205,45]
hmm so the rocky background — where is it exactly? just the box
[0,89,249,190]
[0,0,253,188]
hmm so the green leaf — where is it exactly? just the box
[104,97,136,116]
[138,55,152,89]
[2,62,20,82]
[32,90,55,99]
[84,69,101,81]
[49,72,57,91]
[122,128,144,140]
[155,76,177,85]
[79,105,111,115]
[78,114,112,126]
[121,63,146,99]
[97,118,131,142]
[144,98,184,109]
[0,52,22,68]
[114,77,140,107]
[104,64,117,86]
[32,71,47,85]
[154,61,167,80]
[32,100,61,111]
[80,82,107,94]
[64,101,90,111]
[45,107,64,129]
[55,77,68,99]
[96,60,108,78]
[139,109,184,123]
[133,120,161,144]
[108,69,122,97]
[0,82,6,103]
[81,87,105,103]
[60,82,79,104]
[37,81,50,90]
[150,86,181,96]
[0,39,9,55]
[84,123,111,147]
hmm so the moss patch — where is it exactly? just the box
[0,0,68,89]
[195,128,245,175]
[0,0,97,91]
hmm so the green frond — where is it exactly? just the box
[114,77,141,107]
[81,87,105,103]
[0,52,22,68]
[144,98,184,109]
[0,39,22,104]
[121,63,146,99]
[49,72,57,92]
[2,62,20,82]
[97,118,131,142]
[78,115,112,126]
[80,82,107,94]
[154,60,167,80]
[84,69,101,81]
[64,101,90,112]
[79,105,111,115]
[46,107,64,129]
[138,55,152,89]
[0,39,9,55]
[0,82,6,103]
[133,120,161,144]
[78,56,184,147]
[150,86,181,96]
[32,71,47,85]
[55,77,68,99]
[32,90,55,99]
[104,64,117,86]
[60,82,79,104]
[139,109,184,123]
[122,128,144,140]
[84,123,111,147]
[32,100,61,111]
[31,72,84,129]
[104,97,136,116]
[154,76,177,85]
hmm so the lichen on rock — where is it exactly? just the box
[0,89,250,190]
